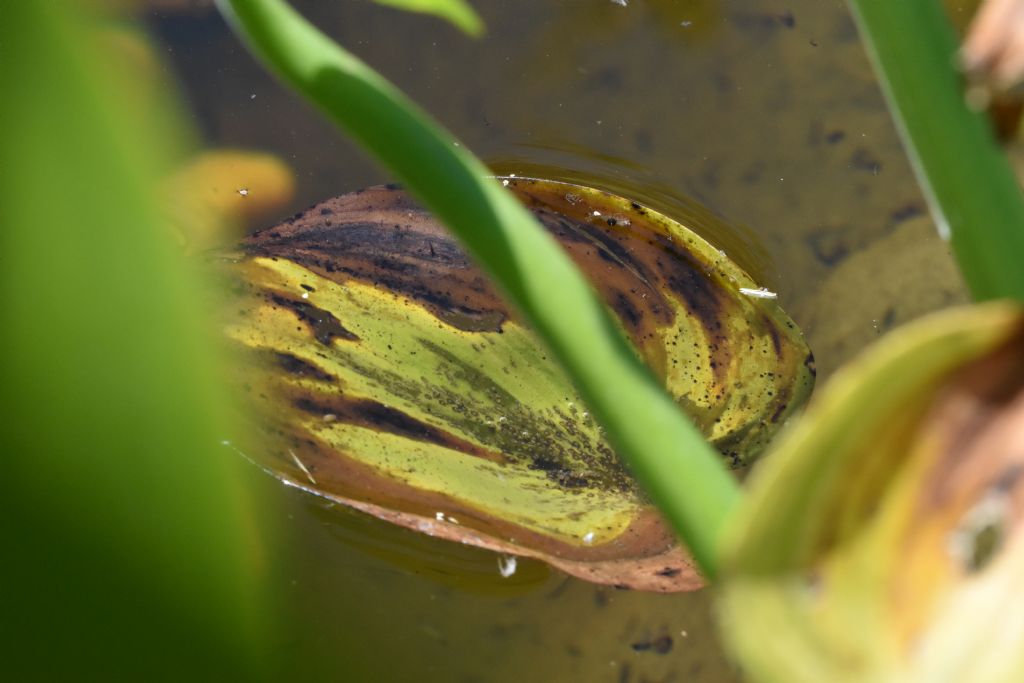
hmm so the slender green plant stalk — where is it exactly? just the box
[373,0,484,37]
[215,0,740,576]
[848,0,1024,302]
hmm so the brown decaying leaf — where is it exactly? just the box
[221,179,814,591]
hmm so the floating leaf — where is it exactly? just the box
[718,301,1024,682]
[220,178,814,591]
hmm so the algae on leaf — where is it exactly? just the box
[221,178,814,591]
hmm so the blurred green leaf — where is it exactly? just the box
[718,302,1024,683]
[374,0,484,37]
[0,2,268,678]
[216,0,741,577]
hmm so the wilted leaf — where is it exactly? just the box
[718,302,1024,682]
[219,178,814,591]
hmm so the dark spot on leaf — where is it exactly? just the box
[269,293,359,345]
[291,394,502,462]
[275,352,335,382]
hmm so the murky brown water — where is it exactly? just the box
[152,0,967,679]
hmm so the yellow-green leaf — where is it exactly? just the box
[373,0,484,37]
[718,301,1024,682]
[221,178,814,591]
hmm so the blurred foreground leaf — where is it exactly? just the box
[719,302,1024,682]
[373,0,484,37]
[0,2,268,678]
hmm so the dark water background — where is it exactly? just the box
[151,1,967,680]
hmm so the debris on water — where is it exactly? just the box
[611,0,628,6]
[498,555,518,578]
[583,531,596,545]
[739,286,778,299]
[681,20,692,27]
[502,179,509,187]
[288,448,317,485]
[435,511,445,521]
[631,635,674,654]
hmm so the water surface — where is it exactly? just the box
[154,1,967,679]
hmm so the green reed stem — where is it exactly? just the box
[848,0,1024,302]
[216,0,741,578]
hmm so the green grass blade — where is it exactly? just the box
[216,0,740,577]
[848,0,1024,302]
[374,0,484,37]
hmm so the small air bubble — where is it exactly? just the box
[498,555,518,577]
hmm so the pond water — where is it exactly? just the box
[152,0,967,680]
